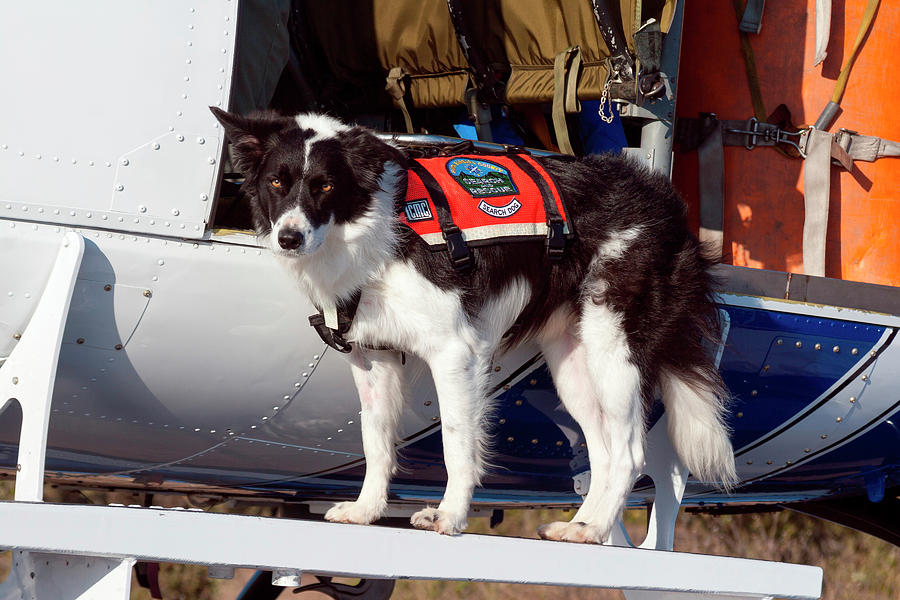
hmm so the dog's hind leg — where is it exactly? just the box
[410,342,490,536]
[325,347,406,525]
[538,301,644,544]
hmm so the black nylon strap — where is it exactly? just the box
[506,155,566,260]
[308,290,362,354]
[410,161,472,270]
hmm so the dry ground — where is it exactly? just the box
[1,481,897,599]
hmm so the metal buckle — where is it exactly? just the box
[726,117,809,158]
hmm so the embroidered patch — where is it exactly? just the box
[446,158,518,198]
[404,199,433,222]
[477,198,522,218]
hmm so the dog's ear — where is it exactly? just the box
[209,107,293,174]
[337,126,409,191]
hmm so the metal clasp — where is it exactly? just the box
[726,117,809,158]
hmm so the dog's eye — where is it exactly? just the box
[270,178,282,189]
[321,183,333,193]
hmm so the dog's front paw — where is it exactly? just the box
[410,507,467,535]
[537,521,605,544]
[324,501,383,525]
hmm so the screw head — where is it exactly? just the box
[833,346,840,353]
[103,284,112,291]
[12,376,18,384]
[814,343,822,350]
[795,341,802,348]
[143,289,152,298]
[13,333,21,340]
[120,158,129,166]
[776,339,783,345]
[851,348,859,355]
[76,338,85,344]
[114,343,123,350]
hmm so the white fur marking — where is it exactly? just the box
[295,113,351,167]
[596,226,642,261]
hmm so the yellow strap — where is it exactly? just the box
[385,66,414,133]
[831,0,880,104]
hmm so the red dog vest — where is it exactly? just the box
[399,153,571,268]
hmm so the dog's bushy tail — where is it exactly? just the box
[660,368,737,489]
[657,237,737,489]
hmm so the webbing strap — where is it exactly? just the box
[837,130,900,162]
[814,0,831,66]
[409,162,472,270]
[385,67,414,134]
[731,0,766,122]
[738,0,765,34]
[552,46,582,156]
[697,116,725,259]
[507,154,566,260]
[802,129,833,277]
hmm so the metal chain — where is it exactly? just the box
[597,76,614,124]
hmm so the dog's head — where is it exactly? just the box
[210,108,404,257]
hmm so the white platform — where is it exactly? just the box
[0,500,822,600]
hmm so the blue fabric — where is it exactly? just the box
[578,100,626,154]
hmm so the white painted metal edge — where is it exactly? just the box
[0,502,822,599]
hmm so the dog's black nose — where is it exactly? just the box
[278,229,304,250]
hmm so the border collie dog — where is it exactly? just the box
[211,107,736,543]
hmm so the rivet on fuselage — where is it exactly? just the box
[851,348,858,355]
[814,343,822,350]
[13,333,21,340]
[750,390,757,397]
[515,400,523,406]
[833,346,840,353]
[795,341,802,348]
[836,417,842,423]
[115,344,123,350]
[861,374,869,382]
[76,338,85,344]
[776,339,783,345]
[849,396,856,403]
[766,460,773,465]
[103,285,112,291]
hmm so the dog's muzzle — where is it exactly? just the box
[277,229,304,251]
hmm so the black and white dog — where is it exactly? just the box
[211,107,736,543]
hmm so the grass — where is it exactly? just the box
[1,480,898,599]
